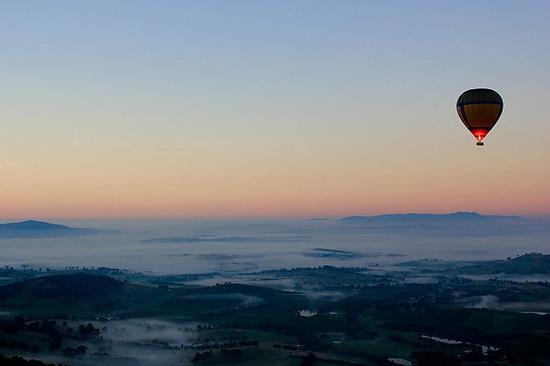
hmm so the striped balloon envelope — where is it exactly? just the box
[456,88,503,146]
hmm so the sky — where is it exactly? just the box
[0,1,549,219]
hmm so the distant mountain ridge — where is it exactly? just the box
[341,212,522,224]
[0,220,102,239]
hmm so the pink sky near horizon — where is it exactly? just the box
[2,143,548,219]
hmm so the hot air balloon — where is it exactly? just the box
[456,88,503,146]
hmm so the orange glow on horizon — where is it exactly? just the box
[1,136,549,219]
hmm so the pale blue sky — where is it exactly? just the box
[1,1,549,217]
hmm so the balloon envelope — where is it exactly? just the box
[456,88,503,143]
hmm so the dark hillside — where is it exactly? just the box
[0,273,123,300]
[458,253,550,274]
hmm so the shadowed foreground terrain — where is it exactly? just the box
[1,254,550,365]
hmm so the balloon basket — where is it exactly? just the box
[476,141,485,146]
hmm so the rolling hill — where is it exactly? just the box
[457,253,550,275]
[0,220,102,239]
[0,273,305,318]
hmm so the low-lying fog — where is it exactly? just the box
[1,218,550,274]
[12,319,197,366]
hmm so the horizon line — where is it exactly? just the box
[1,211,549,222]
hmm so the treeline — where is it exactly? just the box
[1,317,100,340]
[0,354,66,366]
[0,266,133,286]
[0,316,99,357]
